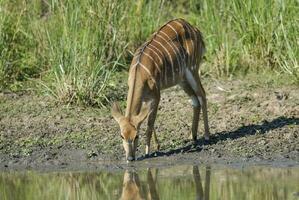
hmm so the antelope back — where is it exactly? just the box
[129,18,205,89]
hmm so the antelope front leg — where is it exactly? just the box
[145,100,159,155]
[145,128,153,155]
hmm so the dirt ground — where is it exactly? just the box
[0,77,298,171]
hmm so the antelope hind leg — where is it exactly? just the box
[196,76,210,140]
[185,68,210,140]
[180,81,200,142]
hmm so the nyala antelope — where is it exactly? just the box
[112,18,210,162]
[120,169,159,200]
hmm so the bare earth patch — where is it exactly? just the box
[0,78,298,171]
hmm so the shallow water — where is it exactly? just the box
[1,165,299,200]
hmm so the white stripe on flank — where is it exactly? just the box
[143,51,162,86]
[160,30,184,77]
[166,23,186,75]
[153,38,175,83]
[146,46,164,86]
[143,52,161,72]
[130,56,153,83]
[173,21,190,68]
[138,62,152,77]
[156,34,181,78]
[167,23,179,37]
[148,44,168,86]
[138,61,158,87]
[146,46,163,65]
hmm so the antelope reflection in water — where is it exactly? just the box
[193,166,211,200]
[120,169,159,200]
[120,166,210,200]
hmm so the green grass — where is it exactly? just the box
[187,0,299,78]
[0,0,298,106]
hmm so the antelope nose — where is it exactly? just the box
[127,156,134,162]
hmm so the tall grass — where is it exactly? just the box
[0,0,168,105]
[0,0,298,106]
[0,1,42,88]
[186,0,299,78]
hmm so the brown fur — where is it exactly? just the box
[112,19,209,161]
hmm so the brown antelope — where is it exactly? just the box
[120,169,160,200]
[112,18,210,162]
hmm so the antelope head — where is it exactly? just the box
[120,170,142,200]
[111,103,150,162]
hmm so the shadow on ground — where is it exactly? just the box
[138,116,299,160]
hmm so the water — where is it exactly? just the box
[1,165,298,200]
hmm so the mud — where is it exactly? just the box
[0,78,298,171]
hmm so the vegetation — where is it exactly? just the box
[0,0,298,106]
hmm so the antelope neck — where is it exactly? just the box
[125,67,144,118]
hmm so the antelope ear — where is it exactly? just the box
[131,102,150,127]
[111,102,124,123]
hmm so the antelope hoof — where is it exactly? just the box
[192,136,197,143]
[189,133,197,141]
[204,134,210,141]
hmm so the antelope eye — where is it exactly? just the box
[120,135,124,139]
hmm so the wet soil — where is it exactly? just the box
[0,78,298,171]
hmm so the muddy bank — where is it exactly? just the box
[0,78,298,171]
